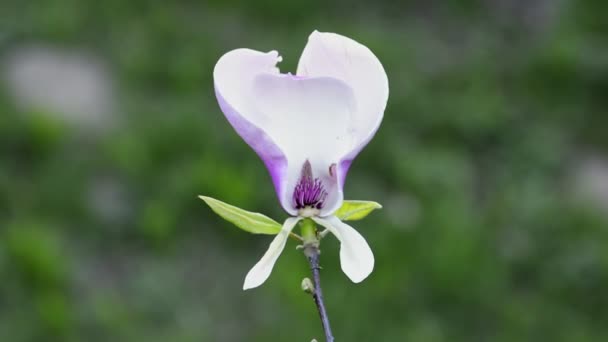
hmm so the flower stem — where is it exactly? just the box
[301,219,334,342]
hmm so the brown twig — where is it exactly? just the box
[304,244,334,342]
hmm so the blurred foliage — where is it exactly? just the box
[1,0,608,341]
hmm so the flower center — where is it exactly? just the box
[293,160,328,215]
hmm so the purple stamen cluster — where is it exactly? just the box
[293,160,328,210]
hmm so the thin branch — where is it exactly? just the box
[289,232,303,241]
[304,244,334,342]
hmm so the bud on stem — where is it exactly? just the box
[302,278,314,294]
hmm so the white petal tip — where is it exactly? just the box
[242,264,271,290]
[241,256,275,291]
[343,250,374,284]
[268,50,282,62]
[242,278,260,291]
[312,216,376,285]
[308,30,330,42]
[240,217,301,291]
[345,263,374,284]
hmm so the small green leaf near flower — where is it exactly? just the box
[335,200,382,221]
[199,196,281,234]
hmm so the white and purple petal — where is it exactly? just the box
[213,32,388,215]
[298,31,389,188]
[251,73,356,216]
[213,49,287,201]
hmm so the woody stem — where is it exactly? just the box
[301,219,334,342]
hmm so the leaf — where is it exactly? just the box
[199,196,282,235]
[335,200,382,221]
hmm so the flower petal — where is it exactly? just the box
[312,216,374,283]
[213,49,288,204]
[297,31,389,187]
[243,217,301,290]
[251,73,357,215]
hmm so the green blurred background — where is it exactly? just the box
[1,0,608,341]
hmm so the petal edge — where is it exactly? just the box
[312,216,374,283]
[213,49,288,208]
[297,31,388,162]
[243,217,301,290]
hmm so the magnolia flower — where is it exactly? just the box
[213,31,388,290]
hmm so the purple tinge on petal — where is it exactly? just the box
[214,86,287,203]
[337,159,353,189]
[286,73,306,80]
[247,72,357,215]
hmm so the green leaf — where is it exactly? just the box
[335,200,382,221]
[199,196,282,234]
